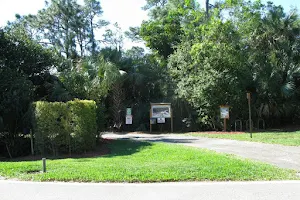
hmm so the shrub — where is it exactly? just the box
[32,100,97,156]
[68,100,97,153]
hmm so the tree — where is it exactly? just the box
[168,0,300,129]
[0,29,56,157]
[83,0,109,55]
[140,0,201,60]
[103,23,124,51]
[9,0,108,60]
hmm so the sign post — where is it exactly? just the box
[171,107,173,132]
[126,108,132,116]
[125,108,133,125]
[220,105,230,131]
[150,103,172,133]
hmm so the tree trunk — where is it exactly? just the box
[5,143,12,159]
[205,0,209,18]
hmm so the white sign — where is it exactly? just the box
[126,115,133,125]
[220,106,229,119]
[151,104,171,118]
[157,118,166,124]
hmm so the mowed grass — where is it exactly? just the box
[0,140,298,182]
[190,131,300,146]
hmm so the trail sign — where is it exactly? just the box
[126,115,133,125]
[220,106,230,119]
[126,108,132,116]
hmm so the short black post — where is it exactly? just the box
[42,158,46,173]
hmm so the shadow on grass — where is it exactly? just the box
[0,139,153,162]
[103,139,152,158]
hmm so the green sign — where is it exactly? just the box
[126,108,132,116]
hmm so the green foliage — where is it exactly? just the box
[8,0,108,59]
[0,29,56,157]
[0,29,54,75]
[32,100,97,155]
[140,9,183,59]
[167,1,300,129]
[68,100,98,151]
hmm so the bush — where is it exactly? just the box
[32,100,97,156]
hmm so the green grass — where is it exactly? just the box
[0,140,298,182]
[190,131,300,146]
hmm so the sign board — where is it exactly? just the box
[150,103,173,133]
[220,106,230,119]
[150,118,156,125]
[157,118,166,124]
[151,104,171,118]
[126,108,132,116]
[125,115,133,125]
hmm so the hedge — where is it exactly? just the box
[32,100,97,156]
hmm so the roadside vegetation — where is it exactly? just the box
[2,0,300,161]
[0,140,298,182]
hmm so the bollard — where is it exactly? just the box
[42,158,46,173]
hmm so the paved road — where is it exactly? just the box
[1,180,300,200]
[103,133,300,171]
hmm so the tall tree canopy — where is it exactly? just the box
[167,0,300,128]
[0,29,57,157]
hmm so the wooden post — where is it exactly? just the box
[30,129,34,155]
[223,118,226,132]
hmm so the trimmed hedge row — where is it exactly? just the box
[32,100,97,156]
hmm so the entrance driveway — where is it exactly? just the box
[103,133,300,171]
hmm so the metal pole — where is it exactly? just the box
[171,108,173,133]
[42,158,46,173]
[150,108,152,133]
[223,118,226,132]
[247,93,252,138]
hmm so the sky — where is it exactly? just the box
[0,0,299,49]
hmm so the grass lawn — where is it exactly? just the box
[190,131,300,146]
[0,140,298,182]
